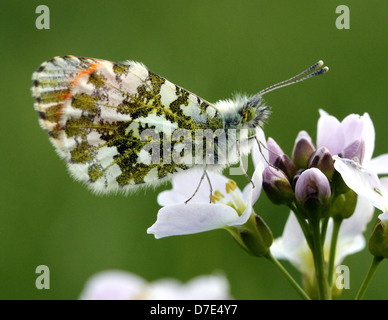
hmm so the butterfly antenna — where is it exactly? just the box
[257,60,329,96]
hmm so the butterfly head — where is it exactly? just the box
[215,94,270,131]
[239,94,271,129]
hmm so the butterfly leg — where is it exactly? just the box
[204,170,213,203]
[185,166,212,204]
[237,141,255,189]
[252,136,278,168]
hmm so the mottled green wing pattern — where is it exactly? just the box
[32,56,224,193]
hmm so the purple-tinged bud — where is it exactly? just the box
[295,168,331,220]
[308,146,335,181]
[262,166,294,205]
[267,137,285,165]
[292,131,316,169]
[274,154,297,181]
[342,139,365,165]
[292,169,304,189]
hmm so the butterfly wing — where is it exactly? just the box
[32,56,222,193]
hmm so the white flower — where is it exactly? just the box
[147,163,264,239]
[317,110,375,163]
[328,109,388,224]
[79,270,231,300]
[271,196,374,280]
[317,110,388,218]
[318,109,388,182]
[80,270,146,300]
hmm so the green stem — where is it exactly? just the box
[310,219,330,300]
[355,256,383,300]
[327,218,342,286]
[320,216,330,244]
[288,203,313,250]
[265,251,311,300]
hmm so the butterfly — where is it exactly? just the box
[32,56,328,197]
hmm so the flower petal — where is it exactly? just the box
[147,203,240,238]
[147,274,231,300]
[252,127,269,166]
[361,113,375,163]
[270,211,310,275]
[232,162,265,226]
[333,156,387,211]
[341,113,375,164]
[338,196,375,238]
[317,109,345,155]
[369,153,388,175]
[325,196,374,265]
[157,170,232,206]
[377,178,388,226]
[341,113,367,147]
[378,211,388,227]
[380,177,388,197]
[243,160,264,205]
[79,270,146,300]
[334,235,365,266]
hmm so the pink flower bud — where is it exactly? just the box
[267,137,285,165]
[295,168,331,220]
[292,131,316,169]
[262,166,294,205]
[308,146,335,181]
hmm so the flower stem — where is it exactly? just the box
[355,256,384,300]
[320,216,330,244]
[310,219,330,300]
[265,251,311,300]
[327,218,342,286]
[288,203,313,250]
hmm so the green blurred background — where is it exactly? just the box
[1,0,387,300]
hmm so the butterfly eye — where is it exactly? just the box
[242,107,255,123]
[242,110,248,122]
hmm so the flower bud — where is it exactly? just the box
[273,154,297,181]
[342,139,365,165]
[267,137,285,165]
[239,214,273,257]
[291,169,304,189]
[295,168,331,220]
[308,146,335,181]
[292,131,316,169]
[331,167,350,194]
[262,166,294,205]
[330,189,358,220]
[369,214,388,259]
